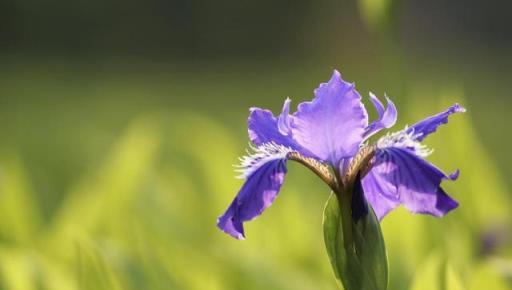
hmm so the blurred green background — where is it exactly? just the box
[0,0,511,289]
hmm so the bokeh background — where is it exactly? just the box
[0,0,511,289]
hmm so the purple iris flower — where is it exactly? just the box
[218,70,465,239]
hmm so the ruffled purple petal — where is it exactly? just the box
[217,158,287,239]
[362,147,458,220]
[290,70,368,165]
[364,93,398,139]
[407,104,466,141]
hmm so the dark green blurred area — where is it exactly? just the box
[0,0,511,289]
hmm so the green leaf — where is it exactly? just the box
[323,192,388,290]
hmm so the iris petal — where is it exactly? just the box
[407,103,466,141]
[277,98,292,136]
[248,107,294,147]
[248,99,316,159]
[290,70,368,165]
[362,147,458,220]
[217,158,287,239]
[364,93,398,139]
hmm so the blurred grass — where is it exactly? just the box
[0,60,510,290]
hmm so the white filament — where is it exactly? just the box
[377,127,433,157]
[235,142,293,179]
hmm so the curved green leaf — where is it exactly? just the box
[323,192,388,290]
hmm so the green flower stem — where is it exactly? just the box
[338,187,355,251]
[324,147,387,290]
[337,145,377,250]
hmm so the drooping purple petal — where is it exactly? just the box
[407,104,466,141]
[362,147,458,220]
[360,166,400,219]
[217,158,287,239]
[290,70,368,165]
[364,93,398,139]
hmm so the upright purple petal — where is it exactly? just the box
[248,107,293,147]
[248,97,300,150]
[277,98,292,136]
[362,147,458,220]
[217,158,287,239]
[369,92,385,116]
[364,93,398,139]
[290,70,368,165]
[247,99,316,159]
[407,104,466,141]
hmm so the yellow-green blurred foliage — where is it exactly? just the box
[0,69,509,290]
[0,1,510,287]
